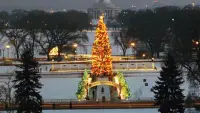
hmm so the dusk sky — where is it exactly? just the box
[0,0,198,11]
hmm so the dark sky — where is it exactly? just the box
[0,0,198,11]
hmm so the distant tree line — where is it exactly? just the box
[114,5,200,59]
[0,9,91,60]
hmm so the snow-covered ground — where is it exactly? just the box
[39,76,188,100]
[0,73,189,100]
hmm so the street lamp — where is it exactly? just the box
[142,53,146,58]
[2,49,5,60]
[131,42,135,47]
[73,43,78,48]
[6,45,10,59]
[131,42,136,59]
[73,43,78,61]
[51,59,54,71]
[195,41,199,45]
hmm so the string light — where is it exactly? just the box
[91,14,113,76]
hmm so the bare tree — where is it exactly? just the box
[3,29,28,59]
[0,72,15,113]
[111,29,134,56]
[0,72,15,105]
[35,31,56,60]
[53,31,88,60]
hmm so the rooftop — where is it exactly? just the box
[91,0,118,9]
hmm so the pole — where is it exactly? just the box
[74,53,76,61]
[7,48,9,59]
[3,49,4,60]
[52,59,54,71]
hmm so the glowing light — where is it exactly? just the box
[73,43,78,48]
[131,42,135,47]
[49,47,58,55]
[50,10,54,13]
[6,45,10,49]
[100,16,104,20]
[114,76,119,84]
[142,54,146,57]
[192,2,195,7]
[88,78,92,84]
[196,41,199,45]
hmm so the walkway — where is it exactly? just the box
[0,100,199,110]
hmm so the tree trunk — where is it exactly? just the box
[16,49,19,59]
[122,49,126,56]
[57,46,63,61]
[47,48,51,61]
[156,52,160,58]
[149,47,154,58]
[58,46,62,58]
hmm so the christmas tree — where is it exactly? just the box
[151,53,185,113]
[91,14,112,76]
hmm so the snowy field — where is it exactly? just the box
[39,76,188,100]
[0,75,189,100]
[0,68,188,100]
[0,75,187,100]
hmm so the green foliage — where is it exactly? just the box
[151,53,185,113]
[116,72,131,99]
[13,48,43,113]
[76,69,90,100]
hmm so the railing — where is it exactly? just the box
[42,97,155,103]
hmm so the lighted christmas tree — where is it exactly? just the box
[91,14,112,76]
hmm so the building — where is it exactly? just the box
[151,0,165,9]
[87,0,120,19]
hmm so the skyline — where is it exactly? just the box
[0,0,198,11]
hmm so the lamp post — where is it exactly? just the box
[52,59,54,71]
[6,45,10,59]
[73,43,78,61]
[142,53,146,59]
[131,42,136,59]
[2,49,5,60]
[195,41,199,45]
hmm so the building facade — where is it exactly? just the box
[87,0,120,19]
